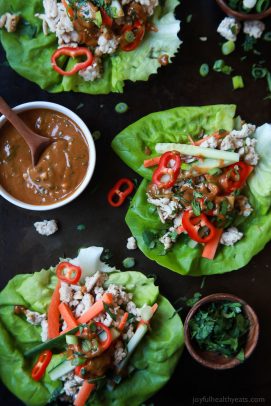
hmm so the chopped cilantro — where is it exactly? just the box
[186,292,202,307]
[142,230,157,249]
[191,199,201,216]
[189,301,249,359]
[103,302,117,321]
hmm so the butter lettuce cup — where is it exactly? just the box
[0,101,96,211]
[0,246,184,406]
[184,293,259,370]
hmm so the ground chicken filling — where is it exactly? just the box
[16,268,151,402]
[34,0,159,81]
[146,122,259,254]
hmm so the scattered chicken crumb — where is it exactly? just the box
[220,227,243,246]
[126,236,137,250]
[243,20,265,39]
[34,220,58,236]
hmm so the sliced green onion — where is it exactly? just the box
[222,40,235,56]
[66,335,79,345]
[199,63,209,77]
[124,31,135,43]
[232,75,244,90]
[186,14,192,23]
[256,0,270,13]
[251,66,267,79]
[122,257,135,269]
[77,224,86,231]
[263,31,271,41]
[213,59,233,75]
[115,102,128,114]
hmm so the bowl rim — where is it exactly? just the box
[0,101,96,211]
[184,292,260,370]
[215,0,271,20]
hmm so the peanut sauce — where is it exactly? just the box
[0,109,89,205]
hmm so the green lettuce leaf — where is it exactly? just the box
[248,124,271,214]
[126,179,271,276]
[0,268,184,405]
[0,0,181,94]
[112,105,271,276]
[112,104,236,179]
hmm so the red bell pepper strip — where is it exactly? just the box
[143,156,161,168]
[56,262,81,284]
[74,381,95,406]
[202,228,223,260]
[120,21,145,52]
[182,210,218,244]
[96,322,112,351]
[101,8,113,27]
[51,47,93,76]
[220,162,254,194]
[152,151,181,189]
[74,364,86,378]
[48,280,61,339]
[107,178,134,207]
[31,350,52,381]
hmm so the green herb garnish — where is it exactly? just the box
[186,292,202,307]
[103,302,117,321]
[189,300,250,359]
[77,224,86,231]
[199,63,209,77]
[142,230,157,249]
[122,257,135,269]
[115,102,128,114]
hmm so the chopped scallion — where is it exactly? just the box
[221,40,235,56]
[115,102,128,114]
[199,63,209,77]
[232,75,244,90]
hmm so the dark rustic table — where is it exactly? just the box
[1,0,271,405]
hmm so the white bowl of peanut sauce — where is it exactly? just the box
[0,101,96,211]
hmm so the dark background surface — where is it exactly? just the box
[0,0,271,405]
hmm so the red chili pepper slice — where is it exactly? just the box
[152,151,181,189]
[51,47,93,76]
[120,21,145,52]
[182,210,218,243]
[96,322,113,351]
[31,350,52,381]
[101,8,113,27]
[220,162,254,194]
[107,178,134,207]
[56,262,82,284]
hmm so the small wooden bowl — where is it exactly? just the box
[215,0,271,20]
[184,293,259,370]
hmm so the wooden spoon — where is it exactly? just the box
[0,97,53,166]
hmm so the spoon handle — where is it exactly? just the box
[0,96,36,145]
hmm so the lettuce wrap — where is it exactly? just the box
[112,105,271,276]
[0,249,184,405]
[0,0,181,94]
